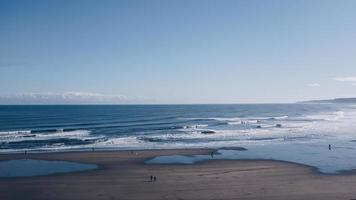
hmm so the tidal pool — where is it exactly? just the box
[0,159,97,178]
[146,141,356,174]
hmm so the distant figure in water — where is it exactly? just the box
[150,175,153,182]
[329,144,331,150]
[92,148,95,152]
[24,150,27,155]
[153,176,157,182]
[211,151,214,158]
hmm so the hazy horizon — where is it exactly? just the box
[1,0,356,104]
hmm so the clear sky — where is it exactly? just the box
[1,0,356,104]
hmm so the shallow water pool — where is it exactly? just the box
[0,159,97,178]
[146,141,356,174]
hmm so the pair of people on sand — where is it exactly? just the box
[150,175,157,182]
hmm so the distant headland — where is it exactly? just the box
[299,98,356,104]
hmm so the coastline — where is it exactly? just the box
[2,149,356,199]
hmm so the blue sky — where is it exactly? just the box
[1,0,356,104]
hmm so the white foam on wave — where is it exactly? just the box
[140,126,302,144]
[271,115,289,120]
[228,120,260,125]
[305,111,345,121]
[8,109,353,152]
[0,130,32,136]
[0,129,101,143]
[185,116,289,125]
[89,126,309,150]
[183,117,241,123]
[182,124,209,129]
[227,121,242,125]
[4,107,356,152]
[0,130,35,142]
[210,117,241,122]
[117,108,356,149]
[245,115,289,121]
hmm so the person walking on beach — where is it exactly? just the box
[211,151,214,158]
[329,144,331,150]
[153,176,157,182]
[150,175,153,182]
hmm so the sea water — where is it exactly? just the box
[1,104,356,173]
[0,159,97,178]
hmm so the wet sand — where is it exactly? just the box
[1,149,356,200]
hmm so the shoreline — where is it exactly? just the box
[1,147,356,176]
[2,149,356,199]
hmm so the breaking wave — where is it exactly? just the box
[1,104,356,152]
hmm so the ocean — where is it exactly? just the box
[3,103,356,173]
[0,103,355,153]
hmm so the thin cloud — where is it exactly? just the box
[307,83,321,87]
[0,92,154,105]
[334,77,356,82]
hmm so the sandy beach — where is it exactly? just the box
[1,149,356,200]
